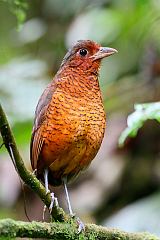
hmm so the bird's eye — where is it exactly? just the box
[79,49,88,57]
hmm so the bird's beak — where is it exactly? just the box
[92,47,118,61]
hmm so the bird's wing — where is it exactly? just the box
[30,82,55,170]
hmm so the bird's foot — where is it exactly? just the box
[76,217,85,233]
[49,192,59,213]
[45,189,50,195]
[32,169,37,176]
[71,215,85,233]
[43,191,58,220]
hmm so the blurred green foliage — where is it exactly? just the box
[2,0,28,29]
[12,120,32,147]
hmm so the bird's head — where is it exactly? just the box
[60,40,118,73]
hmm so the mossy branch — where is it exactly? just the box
[0,218,159,240]
[0,102,159,239]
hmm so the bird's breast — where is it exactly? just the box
[46,88,105,144]
[39,85,106,184]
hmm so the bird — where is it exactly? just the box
[30,40,117,231]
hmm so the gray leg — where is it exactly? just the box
[62,177,85,233]
[44,168,49,193]
[63,177,74,216]
[43,168,58,218]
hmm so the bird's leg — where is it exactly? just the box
[63,177,74,216]
[63,177,85,233]
[43,169,58,219]
[44,168,50,194]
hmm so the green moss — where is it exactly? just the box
[0,218,159,240]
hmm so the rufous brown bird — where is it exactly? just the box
[30,40,117,231]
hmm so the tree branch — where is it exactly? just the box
[0,103,66,222]
[0,218,159,240]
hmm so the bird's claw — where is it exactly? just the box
[54,197,59,207]
[46,189,50,195]
[43,191,59,219]
[48,192,54,213]
[70,212,76,218]
[48,192,59,213]
[32,169,37,176]
[71,215,85,233]
[76,217,85,233]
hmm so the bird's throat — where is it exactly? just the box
[55,65,101,99]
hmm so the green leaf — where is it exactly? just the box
[119,102,160,147]
[2,0,28,29]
